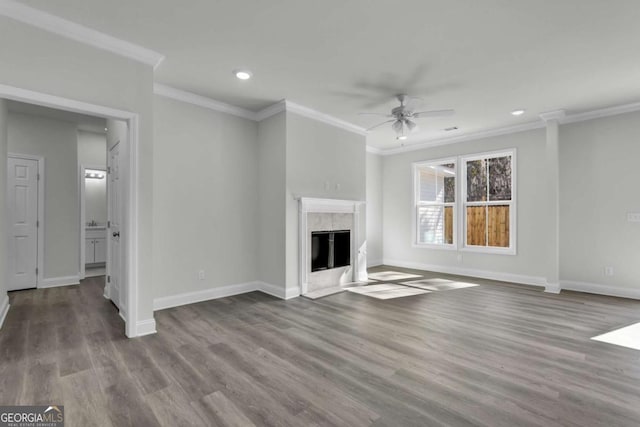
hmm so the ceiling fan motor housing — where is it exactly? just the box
[391,105,412,118]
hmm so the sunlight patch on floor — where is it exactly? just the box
[367,271,422,281]
[591,322,640,351]
[344,284,430,299]
[402,278,479,291]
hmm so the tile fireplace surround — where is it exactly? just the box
[298,197,367,295]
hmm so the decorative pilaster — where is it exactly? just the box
[540,110,565,293]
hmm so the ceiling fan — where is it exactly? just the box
[360,94,454,139]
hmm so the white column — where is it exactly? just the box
[540,110,565,293]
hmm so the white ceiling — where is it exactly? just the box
[18,0,640,149]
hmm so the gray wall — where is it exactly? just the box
[0,99,7,318]
[258,112,287,288]
[8,113,79,280]
[0,16,156,325]
[152,95,259,299]
[366,152,383,266]
[78,130,107,166]
[382,128,549,281]
[285,112,367,291]
[559,112,640,289]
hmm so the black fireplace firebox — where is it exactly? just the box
[311,230,350,272]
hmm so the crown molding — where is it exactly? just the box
[255,100,286,121]
[153,83,257,121]
[284,101,368,136]
[373,100,640,155]
[377,121,545,156]
[154,83,368,136]
[561,101,640,124]
[539,110,566,122]
[366,145,383,155]
[0,0,165,69]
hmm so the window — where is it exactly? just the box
[412,149,516,255]
[414,159,456,248]
[462,150,515,253]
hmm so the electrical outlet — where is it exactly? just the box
[198,270,205,280]
[457,254,463,263]
[604,266,614,277]
[335,183,341,191]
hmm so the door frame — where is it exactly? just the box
[79,163,107,281]
[1,83,142,338]
[7,153,44,289]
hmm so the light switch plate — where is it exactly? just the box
[627,213,640,222]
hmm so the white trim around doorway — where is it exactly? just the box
[0,83,145,338]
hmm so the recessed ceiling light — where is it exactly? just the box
[234,69,252,80]
[511,109,525,116]
[397,135,407,141]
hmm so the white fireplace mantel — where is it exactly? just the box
[297,197,366,295]
[297,197,365,213]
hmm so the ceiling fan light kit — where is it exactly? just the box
[361,94,455,142]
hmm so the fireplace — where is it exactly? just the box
[297,197,367,296]
[311,230,351,272]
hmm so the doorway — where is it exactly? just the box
[1,85,142,337]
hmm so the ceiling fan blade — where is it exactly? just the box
[406,120,417,131]
[413,109,455,118]
[392,120,403,134]
[366,119,395,131]
[358,112,393,117]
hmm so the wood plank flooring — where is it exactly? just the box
[1,267,640,426]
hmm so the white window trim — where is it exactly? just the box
[412,157,458,250]
[412,149,517,255]
[460,148,517,255]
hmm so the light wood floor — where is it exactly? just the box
[2,267,640,426]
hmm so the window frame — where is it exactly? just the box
[412,157,458,250]
[460,149,517,255]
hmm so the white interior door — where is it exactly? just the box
[107,142,122,310]
[7,156,39,291]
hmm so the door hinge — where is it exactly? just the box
[36,220,39,228]
[107,166,111,174]
[107,275,110,283]
[37,173,40,181]
[107,221,111,228]
[35,267,38,275]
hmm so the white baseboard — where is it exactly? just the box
[560,280,640,300]
[153,280,301,312]
[544,282,561,294]
[135,318,157,337]
[38,275,80,289]
[0,294,10,329]
[383,259,547,287]
[367,259,383,267]
[256,281,283,299]
[153,281,259,311]
[257,282,300,300]
[382,259,640,301]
